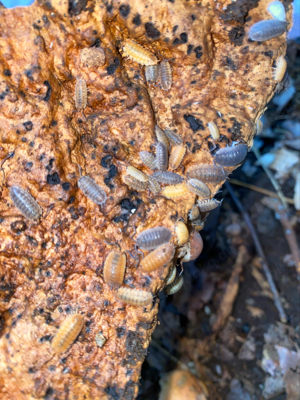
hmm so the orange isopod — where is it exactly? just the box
[273,56,287,82]
[161,183,191,199]
[169,145,186,170]
[103,250,126,288]
[75,78,87,110]
[140,243,175,273]
[51,313,84,354]
[122,39,158,66]
[115,287,153,306]
[175,221,189,246]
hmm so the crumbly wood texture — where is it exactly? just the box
[0,0,291,398]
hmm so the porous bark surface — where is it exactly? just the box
[0,0,291,398]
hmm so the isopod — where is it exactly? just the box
[214,143,248,167]
[136,226,172,250]
[78,176,107,205]
[182,231,203,262]
[187,179,211,198]
[165,265,177,285]
[175,221,189,246]
[267,1,286,21]
[188,204,200,221]
[148,175,161,195]
[161,183,191,199]
[156,142,168,171]
[256,119,263,135]
[273,56,287,82]
[164,129,183,145]
[95,332,107,348]
[141,243,175,273]
[80,47,106,68]
[51,313,84,354]
[155,125,169,149]
[126,166,148,182]
[9,186,42,221]
[159,60,172,91]
[191,218,205,231]
[187,164,228,183]
[208,122,220,141]
[145,65,159,83]
[75,77,87,110]
[248,20,287,42]
[169,145,186,170]
[103,250,126,288]
[197,198,222,212]
[123,175,148,191]
[275,69,289,93]
[122,39,158,65]
[166,275,184,295]
[115,287,153,306]
[152,171,184,185]
[139,151,157,170]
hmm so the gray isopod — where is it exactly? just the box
[9,186,42,221]
[156,142,168,171]
[159,60,172,91]
[145,65,159,84]
[147,175,161,195]
[187,179,211,198]
[214,143,248,167]
[152,171,184,184]
[164,129,183,145]
[78,176,107,205]
[197,198,222,212]
[139,151,157,170]
[136,226,172,250]
[248,20,287,42]
[187,164,228,183]
[155,125,169,149]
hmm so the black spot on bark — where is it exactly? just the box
[120,198,135,211]
[23,121,33,131]
[184,115,204,132]
[104,386,120,400]
[107,62,118,75]
[168,0,175,3]
[119,4,130,18]
[101,155,112,168]
[180,32,188,43]
[62,182,71,191]
[44,387,55,399]
[47,172,61,185]
[26,235,38,247]
[10,220,27,233]
[43,80,52,101]
[264,51,273,58]
[220,0,259,24]
[224,57,237,71]
[3,69,11,77]
[116,327,126,337]
[172,25,178,33]
[145,22,160,39]
[108,164,117,179]
[125,331,147,363]
[241,46,249,54]
[173,38,181,45]
[68,0,87,16]
[228,26,245,46]
[187,44,194,54]
[228,118,243,140]
[132,14,141,26]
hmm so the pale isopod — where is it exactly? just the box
[169,145,186,170]
[256,119,263,135]
[175,221,189,246]
[126,166,148,182]
[187,164,228,183]
[165,265,177,285]
[75,77,87,110]
[164,129,183,145]
[182,231,203,262]
[156,142,168,171]
[80,47,106,68]
[214,144,248,167]
[145,65,159,83]
[152,171,184,185]
[115,287,153,306]
[197,198,222,212]
[187,179,211,198]
[155,125,169,149]
[136,226,172,250]
[139,151,157,170]
[103,250,126,288]
[9,186,42,221]
[123,175,148,191]
[161,183,191,199]
[148,175,161,195]
[267,1,286,21]
[166,275,184,295]
[248,20,287,42]
[140,243,175,272]
[208,122,220,141]
[122,39,158,65]
[159,60,172,91]
[95,332,107,348]
[273,56,287,82]
[51,313,84,354]
[188,205,200,221]
[78,176,107,205]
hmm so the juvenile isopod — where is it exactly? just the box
[95,332,107,348]
[80,47,106,68]
[152,171,184,185]
[103,250,126,288]
[122,39,158,65]
[123,175,148,191]
[139,151,157,170]
[164,129,183,145]
[75,77,87,110]
[273,56,287,82]
[187,179,211,198]
[166,275,184,295]
[126,166,148,182]
[136,226,172,250]
[169,145,186,170]
[208,122,220,141]
[182,231,203,262]
[51,313,84,354]
[187,164,228,183]
[78,176,107,205]
[267,1,286,21]
[159,60,172,91]
[175,221,189,246]
[155,125,169,149]
[248,20,287,42]
[161,183,191,199]
[148,175,161,195]
[214,143,248,167]
[156,142,168,171]
[188,204,200,221]
[256,119,263,135]
[115,287,153,306]
[165,265,177,285]
[197,198,222,212]
[141,243,175,273]
[145,65,159,83]
[9,186,42,221]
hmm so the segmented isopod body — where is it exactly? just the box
[208,122,220,141]
[123,175,148,191]
[248,20,287,42]
[161,183,191,199]
[273,56,287,82]
[115,287,153,306]
[95,332,107,348]
[267,1,286,21]
[75,78,87,110]
[122,39,158,65]
[214,144,248,167]
[9,186,42,221]
[182,231,203,262]
[126,166,148,182]
[136,226,172,250]
[187,164,228,183]
[187,179,211,198]
[51,313,84,354]
[191,218,205,231]
[139,151,157,170]
[169,145,186,170]
[145,65,159,83]
[166,265,177,285]
[159,60,172,91]
[188,204,200,221]
[256,120,263,135]
[166,275,184,295]
[103,250,126,288]
[78,176,107,205]
[197,198,222,212]
[155,125,169,149]
[148,175,161,195]
[175,221,189,246]
[141,243,175,273]
[80,47,106,68]
[156,142,168,171]
[152,171,184,184]
[164,129,183,145]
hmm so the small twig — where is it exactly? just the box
[229,179,295,205]
[225,182,288,323]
